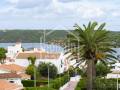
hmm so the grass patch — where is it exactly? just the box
[75,78,119,90]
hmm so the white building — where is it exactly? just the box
[14,49,67,74]
[6,43,70,74]
[6,42,22,62]
[0,80,23,90]
[0,64,30,85]
[107,62,120,78]
[0,73,23,86]
[0,64,30,79]
[106,48,120,78]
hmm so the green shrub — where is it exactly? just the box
[96,62,111,77]
[26,65,36,79]
[23,73,70,90]
[38,63,58,79]
[22,80,48,87]
[75,78,118,90]
[25,87,56,90]
[94,78,117,90]
[75,79,86,90]
[68,66,75,77]
[50,74,70,89]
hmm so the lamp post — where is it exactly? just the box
[44,30,50,88]
[34,66,36,87]
[117,73,118,90]
[117,55,120,90]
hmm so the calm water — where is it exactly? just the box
[1,43,120,55]
[0,43,64,52]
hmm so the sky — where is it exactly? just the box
[0,0,120,30]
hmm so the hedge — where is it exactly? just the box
[24,87,56,90]
[22,80,48,87]
[24,74,70,90]
[75,78,119,90]
[50,74,70,89]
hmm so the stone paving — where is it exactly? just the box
[60,75,80,90]
[63,81,78,90]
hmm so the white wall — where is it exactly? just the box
[0,70,10,74]
[6,43,22,59]
[13,58,65,74]
[13,52,66,74]
[0,78,22,86]
[8,78,22,86]
[107,73,120,79]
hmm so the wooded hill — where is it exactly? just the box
[0,30,120,47]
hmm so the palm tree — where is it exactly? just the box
[27,56,36,87]
[0,48,7,64]
[65,21,116,90]
[28,56,36,65]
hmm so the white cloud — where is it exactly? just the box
[7,0,19,4]
[52,0,105,19]
[2,0,118,19]
[0,0,119,30]
[112,12,120,17]
[77,4,105,19]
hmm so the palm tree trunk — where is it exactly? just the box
[93,59,97,78]
[87,59,95,90]
[34,66,36,87]
[92,59,96,80]
[92,59,96,90]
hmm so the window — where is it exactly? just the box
[9,81,14,83]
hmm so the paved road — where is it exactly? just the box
[63,81,78,90]
[60,76,80,90]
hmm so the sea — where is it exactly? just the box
[0,43,120,56]
[0,43,64,52]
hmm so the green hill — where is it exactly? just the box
[0,30,120,47]
[0,30,68,43]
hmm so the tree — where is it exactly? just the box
[38,62,58,79]
[96,62,111,77]
[68,66,75,77]
[66,21,116,90]
[27,56,36,87]
[75,67,84,76]
[0,48,7,64]
[26,65,36,79]
[28,56,36,65]
[67,66,84,77]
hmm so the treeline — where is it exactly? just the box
[0,30,68,43]
[108,31,120,47]
[0,30,120,47]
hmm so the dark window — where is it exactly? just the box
[10,81,14,83]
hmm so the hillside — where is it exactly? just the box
[0,30,120,47]
[0,30,68,43]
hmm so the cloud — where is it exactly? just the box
[3,0,119,19]
[0,0,119,30]
[52,0,106,19]
[7,0,52,9]
[59,0,80,3]
[112,11,120,17]
[7,0,19,4]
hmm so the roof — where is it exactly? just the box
[16,52,60,59]
[0,64,26,72]
[0,80,23,90]
[19,73,31,79]
[0,73,21,79]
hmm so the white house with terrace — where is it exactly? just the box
[5,43,70,74]
[6,42,23,62]
[0,64,30,86]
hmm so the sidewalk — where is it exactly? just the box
[60,75,80,90]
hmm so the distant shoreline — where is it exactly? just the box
[0,43,63,52]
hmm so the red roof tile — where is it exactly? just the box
[0,80,23,90]
[0,73,21,79]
